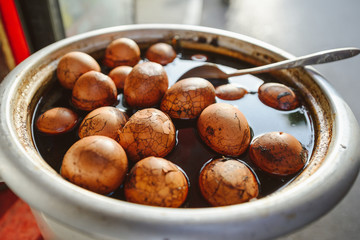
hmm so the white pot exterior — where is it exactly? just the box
[0,24,359,240]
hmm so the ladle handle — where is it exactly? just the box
[228,47,360,77]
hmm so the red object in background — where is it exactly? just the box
[0,0,30,64]
[0,1,43,239]
[0,185,43,240]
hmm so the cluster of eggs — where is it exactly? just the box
[36,37,307,208]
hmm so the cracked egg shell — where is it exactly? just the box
[36,107,78,135]
[197,102,251,156]
[145,42,177,65]
[57,51,101,90]
[124,156,189,208]
[61,135,128,195]
[78,106,128,140]
[103,38,140,68]
[160,77,215,119]
[124,62,169,108]
[199,158,259,206]
[118,108,176,162]
[249,132,307,176]
[72,71,117,111]
[258,82,299,110]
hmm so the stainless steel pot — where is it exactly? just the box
[0,24,359,240]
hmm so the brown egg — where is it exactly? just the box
[249,132,307,176]
[160,77,215,119]
[108,66,132,90]
[57,51,100,89]
[215,84,248,100]
[124,62,168,108]
[118,108,176,162]
[258,82,299,110]
[61,135,128,195]
[72,71,117,111]
[145,42,177,65]
[197,102,251,156]
[103,38,140,68]
[124,156,188,208]
[36,107,78,135]
[78,106,128,140]
[199,157,259,206]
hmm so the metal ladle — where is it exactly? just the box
[179,47,360,80]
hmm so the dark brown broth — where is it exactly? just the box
[32,49,314,208]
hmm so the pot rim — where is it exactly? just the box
[0,24,359,238]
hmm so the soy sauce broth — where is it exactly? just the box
[32,48,314,208]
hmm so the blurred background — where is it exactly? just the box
[0,0,359,239]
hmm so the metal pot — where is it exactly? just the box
[0,24,359,240]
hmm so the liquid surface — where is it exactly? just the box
[32,49,314,208]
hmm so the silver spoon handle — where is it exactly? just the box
[228,47,360,77]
